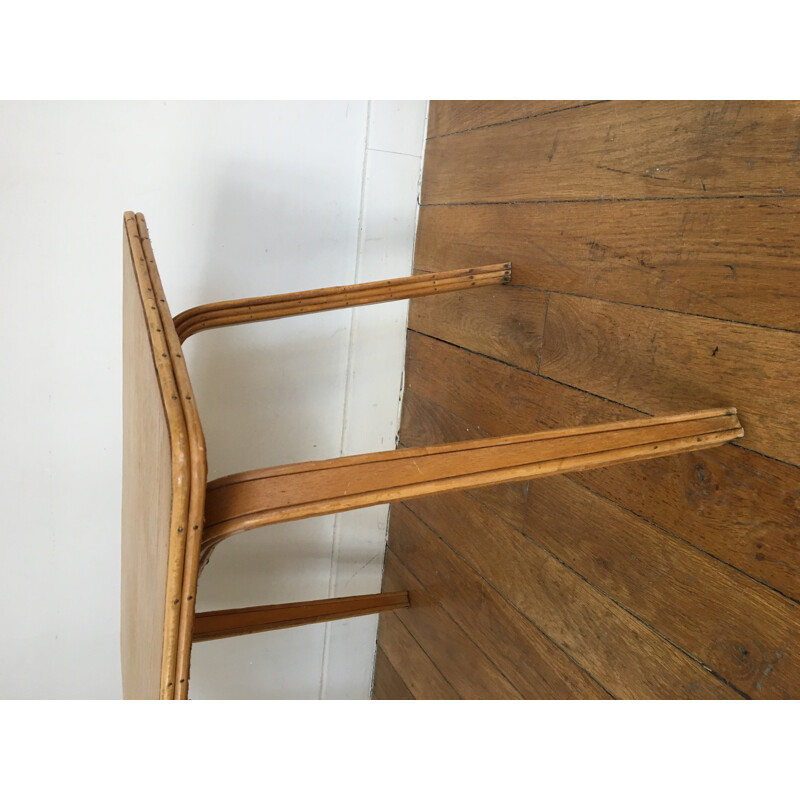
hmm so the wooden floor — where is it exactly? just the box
[371,100,800,700]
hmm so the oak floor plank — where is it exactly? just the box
[388,503,613,699]
[570,447,800,604]
[401,337,800,600]
[400,386,487,447]
[382,552,524,699]
[376,612,459,700]
[408,275,546,371]
[427,100,601,138]
[413,199,800,331]
[388,99,800,703]
[472,477,800,698]
[421,100,800,204]
[371,646,414,700]
[405,330,633,433]
[539,294,800,466]
[404,492,741,699]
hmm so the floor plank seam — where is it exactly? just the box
[374,645,415,700]
[407,329,645,414]
[390,611,464,699]
[420,193,800,207]
[396,503,618,699]
[388,544,527,699]
[472,283,800,336]
[562,473,800,607]
[396,395,799,605]
[463,492,751,699]
[407,330,800,471]
[403,100,797,703]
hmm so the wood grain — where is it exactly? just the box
[405,330,633,433]
[408,271,547,370]
[422,101,800,204]
[403,492,741,699]
[133,214,208,699]
[381,100,800,700]
[121,222,177,701]
[402,337,800,601]
[570,447,800,603]
[400,386,488,446]
[539,294,800,466]
[175,263,511,342]
[382,551,524,699]
[202,408,741,547]
[122,213,203,700]
[371,647,414,700]
[192,592,408,642]
[427,101,601,138]
[388,504,612,699]
[472,477,800,698]
[413,199,800,331]
[376,613,459,699]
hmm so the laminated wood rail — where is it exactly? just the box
[121,211,744,699]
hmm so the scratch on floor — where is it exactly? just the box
[597,165,635,177]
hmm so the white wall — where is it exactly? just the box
[0,100,427,699]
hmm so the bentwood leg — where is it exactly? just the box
[192,591,410,642]
[174,263,511,342]
[200,408,743,558]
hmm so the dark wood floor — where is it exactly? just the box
[371,100,800,700]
